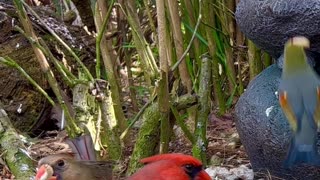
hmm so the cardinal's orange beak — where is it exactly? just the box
[35,164,57,180]
[196,170,211,180]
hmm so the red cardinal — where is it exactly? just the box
[128,153,211,180]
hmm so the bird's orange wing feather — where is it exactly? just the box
[279,91,298,132]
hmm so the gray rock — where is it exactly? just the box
[236,0,320,59]
[235,65,320,179]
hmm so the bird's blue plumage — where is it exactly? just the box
[279,67,320,167]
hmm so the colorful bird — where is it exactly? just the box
[278,36,320,167]
[128,153,211,180]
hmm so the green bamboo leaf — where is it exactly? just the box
[13,0,26,19]
[182,21,208,46]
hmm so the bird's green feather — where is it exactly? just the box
[283,37,311,78]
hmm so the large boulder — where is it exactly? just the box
[235,65,320,179]
[236,0,320,60]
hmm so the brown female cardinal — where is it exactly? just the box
[35,153,113,180]
[35,135,113,180]
[128,153,211,180]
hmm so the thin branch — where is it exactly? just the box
[170,0,202,71]
[0,57,55,105]
[21,0,94,81]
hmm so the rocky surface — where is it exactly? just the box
[236,0,320,61]
[235,65,320,179]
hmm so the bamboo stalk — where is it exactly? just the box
[143,0,157,44]
[263,51,272,68]
[156,0,170,154]
[248,39,262,80]
[94,0,128,134]
[182,0,202,84]
[192,55,211,165]
[99,86,122,160]
[203,0,226,114]
[224,0,237,92]
[121,0,159,89]
[235,0,244,94]
[167,0,192,93]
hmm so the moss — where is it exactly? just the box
[0,108,34,179]
[127,102,161,175]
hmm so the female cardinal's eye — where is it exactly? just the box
[57,160,65,167]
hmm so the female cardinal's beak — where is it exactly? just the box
[35,164,57,180]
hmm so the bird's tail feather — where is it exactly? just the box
[65,135,96,161]
[284,141,320,167]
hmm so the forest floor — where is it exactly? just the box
[0,111,261,179]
